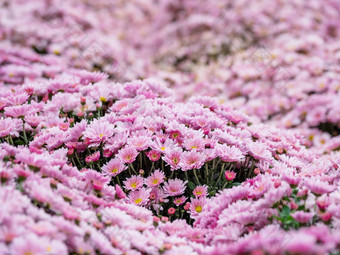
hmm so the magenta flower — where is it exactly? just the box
[168,207,176,215]
[163,179,188,197]
[146,150,161,162]
[85,151,100,163]
[225,171,236,181]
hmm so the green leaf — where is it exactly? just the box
[280,205,291,217]
[231,182,241,186]
[188,181,196,190]
[15,140,25,145]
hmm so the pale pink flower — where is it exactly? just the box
[146,169,166,187]
[163,179,188,196]
[180,150,206,171]
[123,175,144,191]
[83,120,114,147]
[128,135,151,151]
[102,158,127,176]
[10,234,46,255]
[118,146,138,164]
[193,185,208,198]
[128,187,151,206]
[152,138,176,152]
[115,184,127,199]
[174,196,187,206]
[247,142,273,161]
[184,137,205,151]
[305,179,335,195]
[190,197,206,215]
[162,148,182,170]
[217,144,245,162]
[291,211,314,223]
[24,115,41,128]
[0,117,21,137]
[4,104,38,118]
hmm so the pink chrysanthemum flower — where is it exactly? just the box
[163,148,182,170]
[146,169,165,187]
[118,146,138,164]
[163,179,188,196]
[24,115,41,128]
[193,185,208,198]
[184,137,205,151]
[4,103,38,118]
[217,144,245,162]
[190,197,206,215]
[83,120,114,147]
[180,150,206,171]
[291,211,314,223]
[248,142,273,161]
[174,196,187,206]
[152,138,176,153]
[85,151,100,163]
[146,150,161,162]
[102,158,127,177]
[128,135,151,151]
[123,175,144,191]
[128,187,151,206]
[305,179,335,195]
[0,117,21,137]
[225,171,236,181]
[10,234,47,255]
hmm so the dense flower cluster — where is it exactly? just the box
[1,0,340,254]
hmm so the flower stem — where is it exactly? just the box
[129,164,137,175]
[22,122,28,145]
[216,163,225,186]
[193,169,201,185]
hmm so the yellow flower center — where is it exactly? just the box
[196,191,201,195]
[111,168,118,173]
[100,96,106,102]
[47,246,52,252]
[131,183,137,188]
[152,179,159,185]
[135,198,142,204]
[195,206,202,213]
[99,134,104,138]
[191,146,197,149]
[24,252,33,255]
[161,147,166,151]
